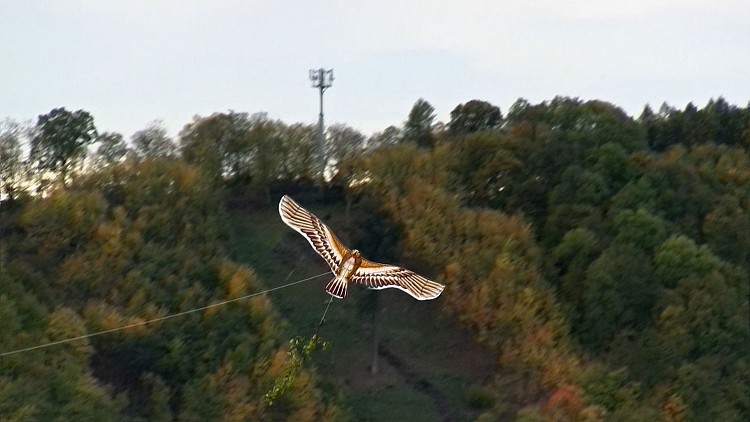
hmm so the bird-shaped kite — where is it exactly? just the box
[279,195,445,300]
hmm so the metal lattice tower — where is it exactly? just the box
[309,68,333,181]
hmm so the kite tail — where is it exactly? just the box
[325,275,348,299]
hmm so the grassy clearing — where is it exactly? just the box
[227,199,496,420]
[346,386,441,422]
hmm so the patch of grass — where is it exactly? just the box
[425,373,477,415]
[346,386,441,422]
[464,384,496,410]
[227,207,288,274]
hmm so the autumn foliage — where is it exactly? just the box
[2,97,748,420]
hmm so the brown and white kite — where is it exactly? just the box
[279,195,445,300]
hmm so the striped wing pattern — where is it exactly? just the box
[278,195,347,274]
[351,258,445,301]
[279,195,445,301]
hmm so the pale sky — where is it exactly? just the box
[2,0,749,139]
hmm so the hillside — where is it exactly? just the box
[227,197,499,421]
[1,97,748,421]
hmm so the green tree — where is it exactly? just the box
[610,177,660,215]
[29,107,97,186]
[548,227,600,313]
[702,194,750,265]
[589,142,638,191]
[245,114,286,202]
[94,131,129,167]
[549,165,611,207]
[644,102,680,151]
[717,98,748,144]
[612,208,670,252]
[579,243,655,349]
[0,119,28,202]
[367,125,402,148]
[403,98,436,148]
[638,104,658,143]
[447,131,523,207]
[505,97,533,125]
[0,285,125,421]
[181,112,317,195]
[648,268,749,420]
[448,99,503,136]
[325,123,366,176]
[279,122,317,182]
[653,235,720,288]
[139,373,173,421]
[179,111,253,182]
[131,120,176,159]
[544,166,609,245]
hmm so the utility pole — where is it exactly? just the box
[309,68,333,182]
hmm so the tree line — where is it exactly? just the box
[351,96,749,420]
[1,96,748,420]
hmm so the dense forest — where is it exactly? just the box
[1,97,748,421]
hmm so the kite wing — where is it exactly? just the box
[279,195,348,274]
[351,257,445,300]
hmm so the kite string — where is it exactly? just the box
[314,295,334,339]
[0,271,330,358]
